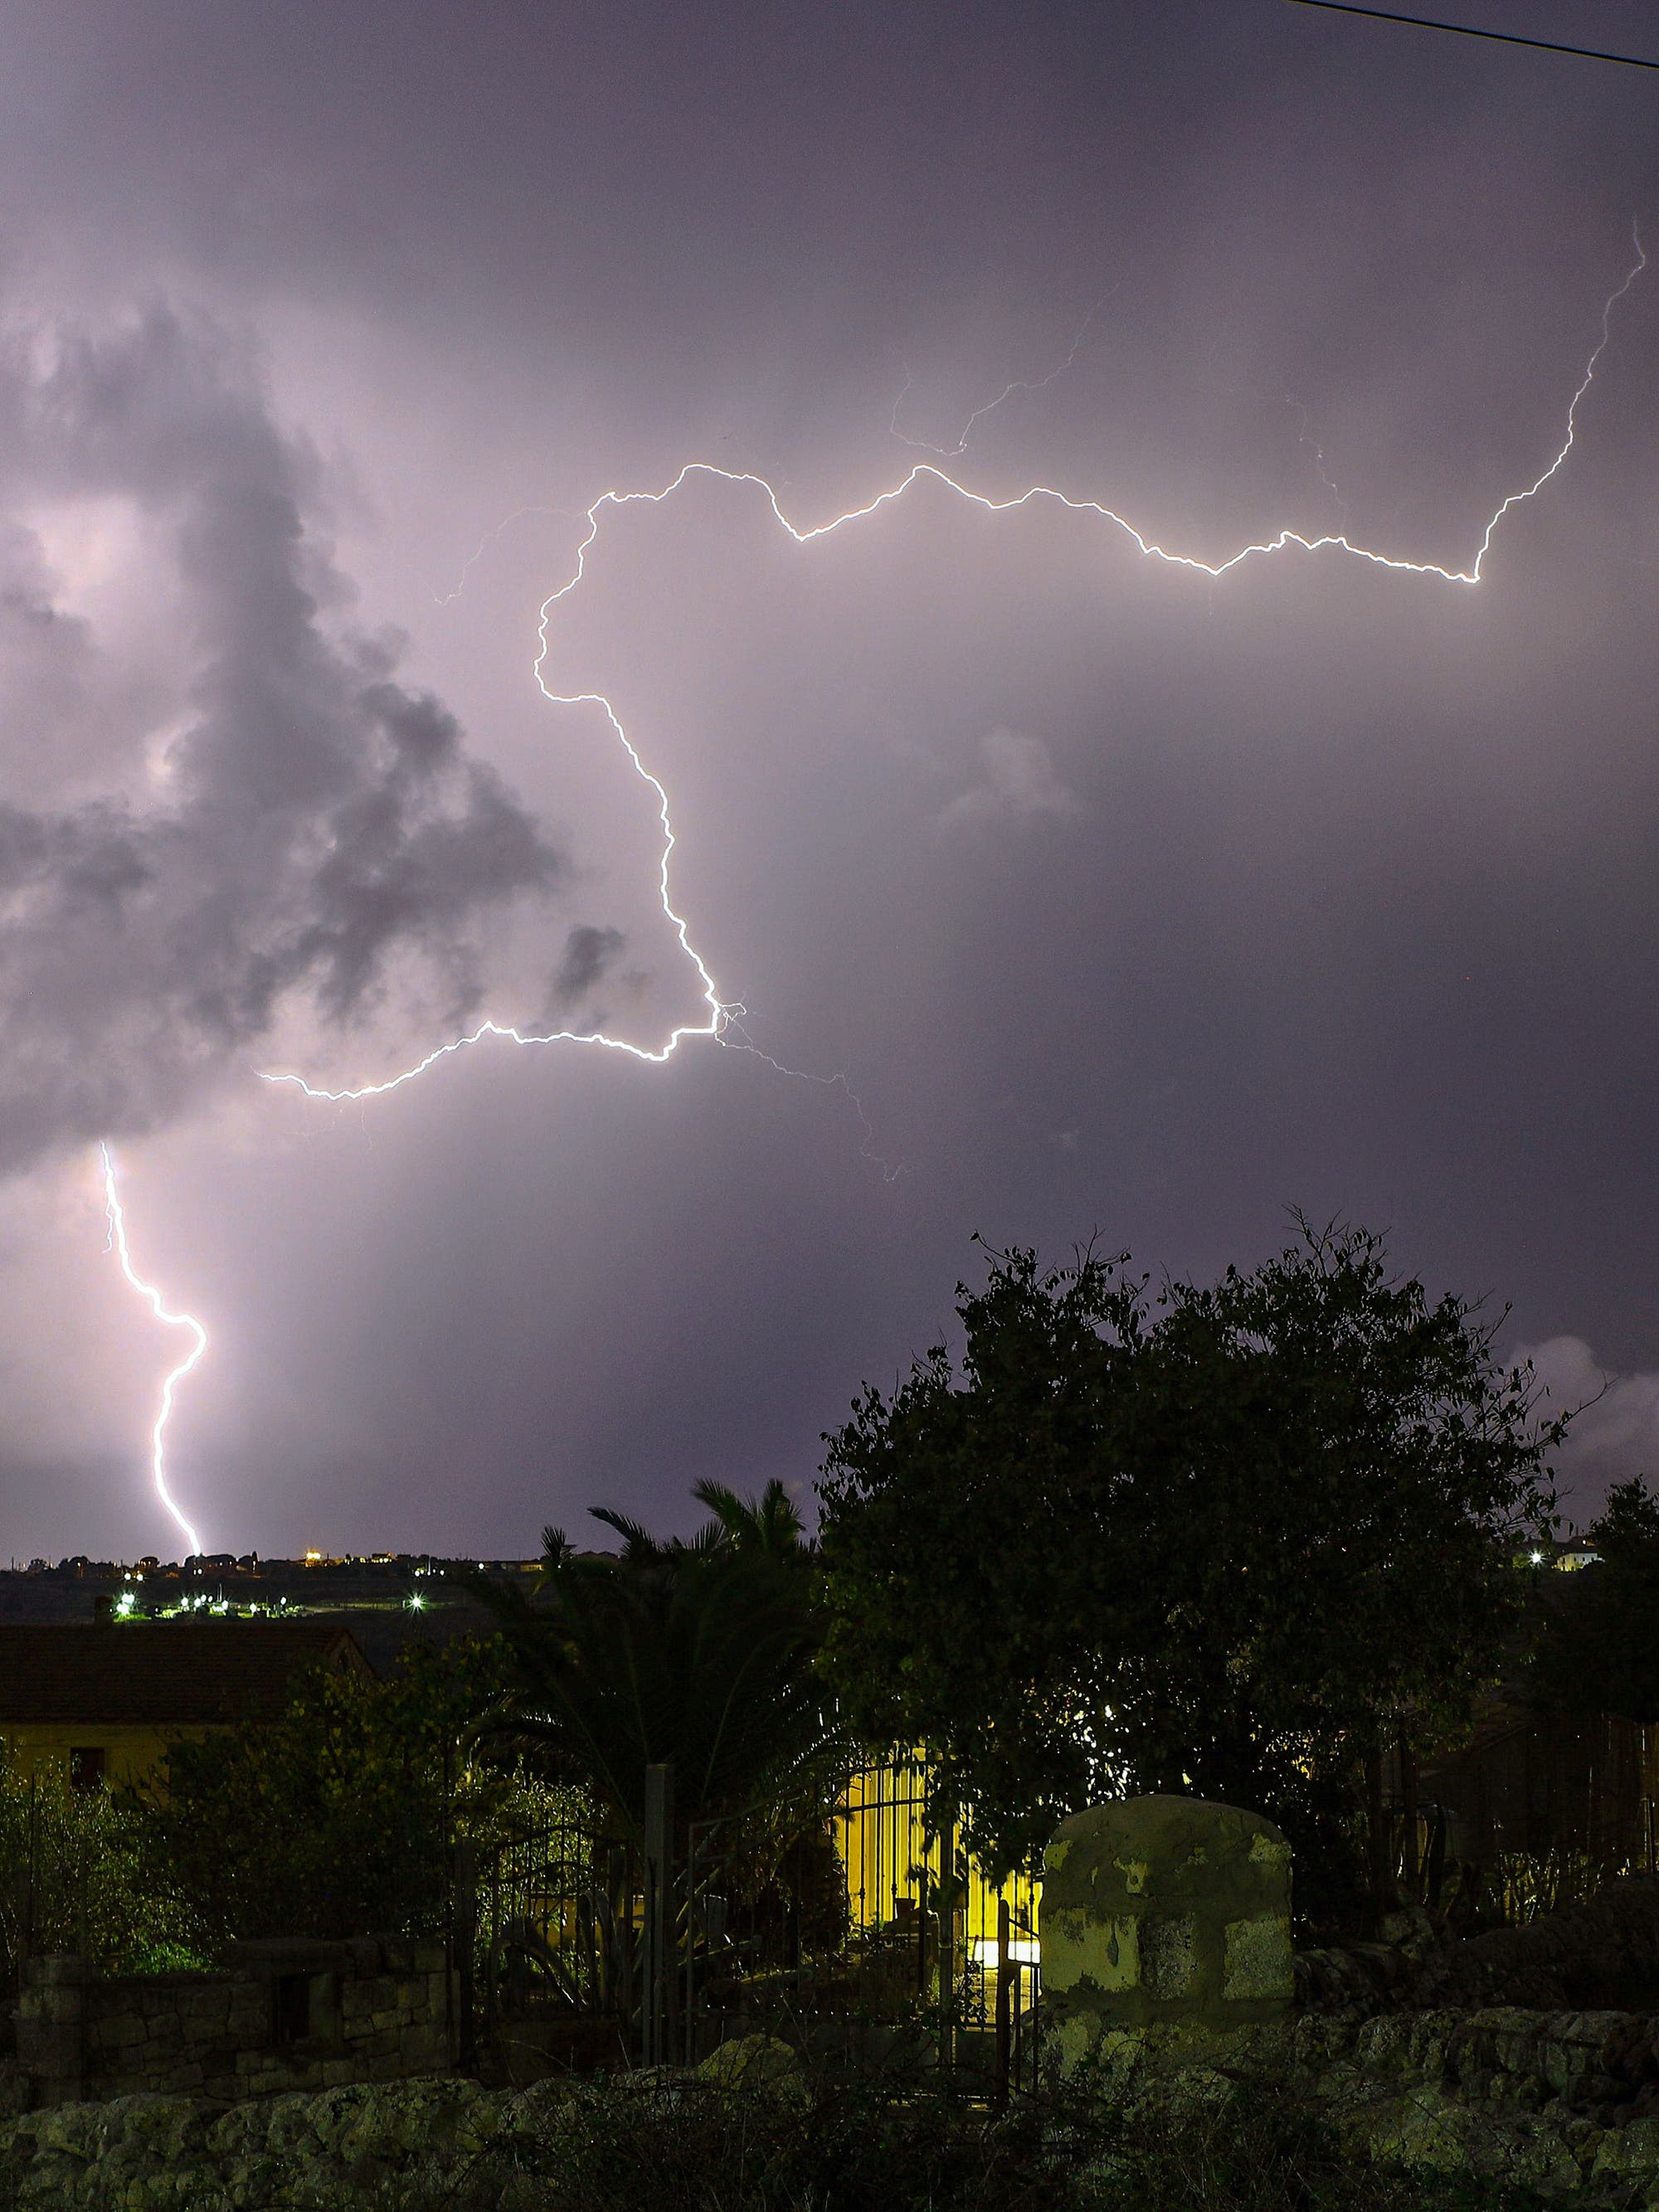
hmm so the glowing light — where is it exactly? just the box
[99,1143,205,1557]
[260,234,1643,1118]
[972,1937,1041,1966]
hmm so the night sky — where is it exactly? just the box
[3,0,1658,1559]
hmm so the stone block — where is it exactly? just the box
[1143,1914,1200,2001]
[1043,1908,1139,1994]
[1223,1914,1293,2002]
[32,1986,86,2029]
[1041,1795,1292,2064]
[1593,2116,1659,2178]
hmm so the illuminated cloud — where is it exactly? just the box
[1520,1335,1659,1521]
[937,726,1084,835]
[0,309,570,1169]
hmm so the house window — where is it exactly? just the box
[68,1746,106,1791]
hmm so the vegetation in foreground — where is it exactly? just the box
[363,2067,1569,2212]
[817,1218,1566,1919]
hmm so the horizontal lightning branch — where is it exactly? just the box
[258,231,1643,1124]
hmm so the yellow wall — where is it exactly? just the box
[0,1725,213,1793]
[834,1761,1041,1968]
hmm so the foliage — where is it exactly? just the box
[1527,1475,1659,1723]
[367,2067,1558,2212]
[1071,2084,1561,2212]
[0,1756,207,1981]
[469,1479,849,1854]
[815,1222,1562,1880]
[148,1635,571,1947]
[1490,1846,1620,1927]
[378,2064,1117,2212]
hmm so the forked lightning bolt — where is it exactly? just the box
[100,1145,206,1558]
[260,228,1645,1114]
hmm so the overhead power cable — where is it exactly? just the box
[1285,1,1659,72]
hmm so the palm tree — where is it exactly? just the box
[688,1475,807,1560]
[469,1482,842,1845]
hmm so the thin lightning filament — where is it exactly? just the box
[100,1144,206,1558]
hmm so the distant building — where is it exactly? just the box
[0,1553,542,1667]
[0,1622,372,1791]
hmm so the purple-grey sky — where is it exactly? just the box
[2,0,1658,1559]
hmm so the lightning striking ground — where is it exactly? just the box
[261,231,1644,1120]
[100,1145,206,1558]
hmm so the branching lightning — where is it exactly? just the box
[90,229,1638,1549]
[100,1145,206,1557]
[888,301,1103,457]
[432,503,569,605]
[260,228,1645,1123]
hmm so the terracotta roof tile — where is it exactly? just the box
[0,1624,372,1728]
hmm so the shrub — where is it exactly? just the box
[148,1636,590,1949]
[370,2068,1569,2212]
[0,1757,207,1981]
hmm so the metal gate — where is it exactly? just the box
[462,1757,1042,2091]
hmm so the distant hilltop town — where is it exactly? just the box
[0,1553,543,1667]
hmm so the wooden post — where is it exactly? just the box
[1423,1803,1447,1913]
[993,1895,1010,2103]
[643,1762,674,2069]
[451,1840,476,2073]
[1400,1738,1420,1898]
[937,1808,956,2068]
[1365,1751,1394,1918]
[915,1864,930,1998]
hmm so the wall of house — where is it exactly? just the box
[17,1938,453,2107]
[835,1763,1041,1947]
[0,1724,206,1791]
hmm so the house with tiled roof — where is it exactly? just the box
[0,1622,372,1791]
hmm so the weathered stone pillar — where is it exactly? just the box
[17,1952,89,2107]
[1040,1796,1292,2073]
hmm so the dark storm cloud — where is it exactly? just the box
[2,0,1659,1557]
[552,923,626,1007]
[0,307,565,1167]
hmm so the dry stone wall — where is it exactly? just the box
[0,2076,505,2210]
[16,1939,452,2107]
